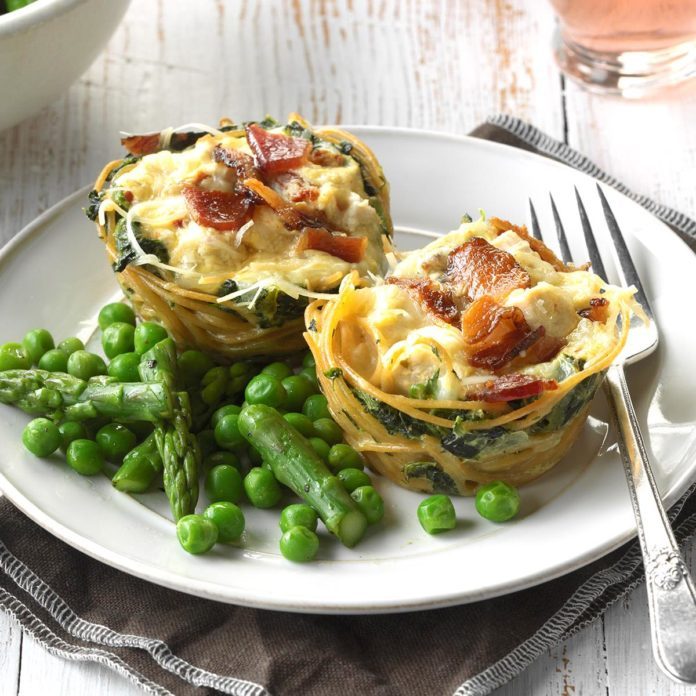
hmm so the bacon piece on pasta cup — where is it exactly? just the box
[87,115,393,361]
[305,214,643,495]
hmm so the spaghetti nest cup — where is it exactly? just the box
[86,115,393,361]
[306,215,643,495]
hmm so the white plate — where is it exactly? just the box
[1,128,695,614]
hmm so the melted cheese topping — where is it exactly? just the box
[107,127,386,294]
[339,217,634,400]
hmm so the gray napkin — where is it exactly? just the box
[1,115,695,696]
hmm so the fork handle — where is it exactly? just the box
[604,363,696,683]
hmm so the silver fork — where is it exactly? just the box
[529,186,696,684]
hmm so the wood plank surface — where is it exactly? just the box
[1,1,695,695]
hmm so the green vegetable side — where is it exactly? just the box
[0,295,535,562]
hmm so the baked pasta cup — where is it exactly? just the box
[306,215,642,495]
[87,114,393,361]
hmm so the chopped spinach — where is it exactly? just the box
[256,116,281,130]
[217,280,307,328]
[105,154,141,186]
[112,219,169,273]
[441,423,528,459]
[403,461,459,495]
[324,367,343,380]
[84,189,103,221]
[353,389,439,439]
[409,369,440,400]
[530,370,603,434]
[337,140,353,155]
[284,121,320,145]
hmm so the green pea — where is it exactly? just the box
[313,418,343,446]
[197,429,217,458]
[280,503,318,533]
[351,485,384,525]
[337,467,371,493]
[107,352,141,382]
[261,361,293,381]
[203,502,245,543]
[302,394,331,421]
[22,418,61,457]
[302,351,316,369]
[211,403,242,429]
[101,322,135,359]
[299,366,319,390]
[203,450,241,473]
[200,365,229,407]
[22,329,54,364]
[328,444,364,472]
[95,423,137,461]
[214,414,245,451]
[178,350,215,387]
[308,437,330,462]
[227,361,256,397]
[0,342,30,371]
[38,348,68,372]
[475,481,520,522]
[417,495,456,534]
[176,514,218,554]
[281,375,316,412]
[58,421,88,452]
[133,321,168,355]
[243,467,282,508]
[205,464,243,503]
[280,526,319,563]
[98,302,136,330]
[66,350,107,380]
[57,337,84,356]
[244,374,287,410]
[66,439,104,475]
[282,412,316,438]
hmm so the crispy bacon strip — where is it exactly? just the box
[182,185,252,231]
[510,333,566,368]
[243,177,323,230]
[445,237,530,302]
[245,123,310,175]
[461,295,545,371]
[121,131,203,156]
[296,228,367,263]
[121,133,160,156]
[466,374,558,402]
[386,278,461,327]
[490,217,572,272]
[213,145,260,185]
[579,297,610,323]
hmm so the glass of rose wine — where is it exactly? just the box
[549,0,696,97]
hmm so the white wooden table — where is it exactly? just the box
[1,1,695,694]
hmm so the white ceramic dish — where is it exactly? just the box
[1,128,695,614]
[0,0,131,132]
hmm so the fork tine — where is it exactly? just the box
[549,194,573,263]
[596,184,654,320]
[528,199,542,240]
[574,187,608,280]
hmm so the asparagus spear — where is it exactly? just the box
[138,339,200,520]
[0,369,172,422]
[238,404,368,548]
[112,432,162,493]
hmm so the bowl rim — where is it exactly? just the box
[0,0,96,36]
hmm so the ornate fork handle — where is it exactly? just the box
[604,363,696,683]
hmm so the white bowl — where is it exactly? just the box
[0,0,131,132]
